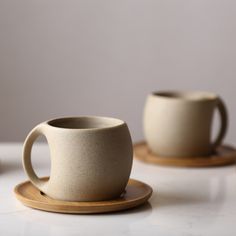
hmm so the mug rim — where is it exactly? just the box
[150,90,218,102]
[46,116,125,130]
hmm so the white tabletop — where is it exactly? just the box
[0,143,236,236]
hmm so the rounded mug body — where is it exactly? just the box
[23,116,133,201]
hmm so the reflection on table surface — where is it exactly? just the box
[0,143,236,236]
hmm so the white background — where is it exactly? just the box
[0,0,236,142]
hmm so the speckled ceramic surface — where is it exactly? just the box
[144,91,228,157]
[22,116,133,202]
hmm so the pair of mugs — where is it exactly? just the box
[23,90,227,202]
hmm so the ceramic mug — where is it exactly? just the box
[144,91,228,157]
[23,116,133,201]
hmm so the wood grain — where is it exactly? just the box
[14,178,152,214]
[134,142,236,167]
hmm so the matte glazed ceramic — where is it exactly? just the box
[23,116,133,202]
[144,91,228,157]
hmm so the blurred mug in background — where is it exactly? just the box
[143,91,228,157]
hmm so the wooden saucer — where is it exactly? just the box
[14,177,152,214]
[134,142,236,167]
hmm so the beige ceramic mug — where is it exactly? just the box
[144,91,228,157]
[23,116,133,201]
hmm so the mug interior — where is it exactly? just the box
[153,91,217,101]
[48,116,124,129]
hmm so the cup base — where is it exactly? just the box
[134,141,236,167]
[14,177,152,214]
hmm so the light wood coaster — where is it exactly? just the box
[134,142,236,167]
[14,177,153,214]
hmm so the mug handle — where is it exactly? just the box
[22,123,49,193]
[211,97,228,150]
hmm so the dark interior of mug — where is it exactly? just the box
[153,91,217,101]
[48,117,124,129]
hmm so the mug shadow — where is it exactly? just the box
[0,157,22,175]
[153,190,208,207]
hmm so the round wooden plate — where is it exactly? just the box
[134,142,236,167]
[14,177,152,214]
